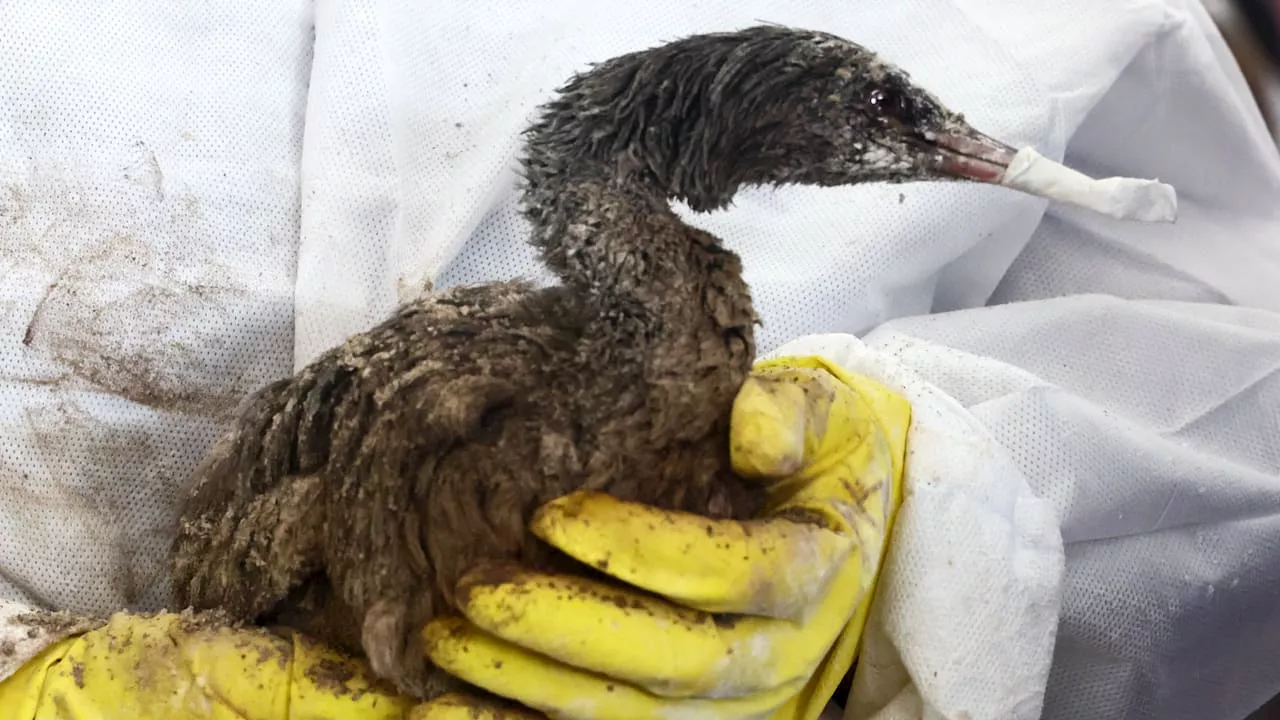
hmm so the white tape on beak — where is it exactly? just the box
[1000,147,1177,223]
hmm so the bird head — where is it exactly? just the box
[751,29,1017,185]
[523,25,1020,212]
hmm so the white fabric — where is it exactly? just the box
[0,0,310,613]
[859,298,1280,720]
[2,1,1280,719]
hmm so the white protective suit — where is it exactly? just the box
[2,1,1279,719]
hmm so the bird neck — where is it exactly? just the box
[520,160,754,337]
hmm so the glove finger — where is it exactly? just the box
[530,491,853,619]
[454,537,873,700]
[739,363,907,532]
[422,617,803,720]
[410,692,545,720]
[454,564,727,697]
[727,373,811,479]
[748,358,911,515]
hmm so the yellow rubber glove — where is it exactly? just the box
[419,356,910,720]
[0,610,415,720]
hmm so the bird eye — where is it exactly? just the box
[867,86,917,126]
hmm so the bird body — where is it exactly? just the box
[171,184,763,697]
[172,25,1027,700]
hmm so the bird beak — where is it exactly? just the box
[921,121,1179,223]
[925,124,1019,184]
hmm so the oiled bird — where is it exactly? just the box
[170,24,1027,700]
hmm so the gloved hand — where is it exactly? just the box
[0,610,415,720]
[0,356,909,720]
[420,356,910,720]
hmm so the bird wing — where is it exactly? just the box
[170,279,574,621]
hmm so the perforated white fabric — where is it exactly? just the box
[2,1,1280,719]
[862,297,1280,720]
[0,0,311,612]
